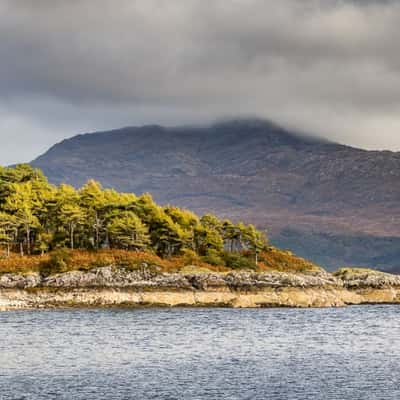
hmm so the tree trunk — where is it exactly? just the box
[95,212,100,249]
[20,242,24,257]
[105,231,110,249]
[70,224,74,250]
[26,225,31,255]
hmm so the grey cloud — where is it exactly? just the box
[0,0,399,164]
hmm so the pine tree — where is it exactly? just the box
[0,212,18,257]
[107,211,150,250]
[5,182,41,255]
[58,203,85,249]
[242,224,267,265]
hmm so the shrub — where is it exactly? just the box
[222,252,257,270]
[45,248,73,274]
[202,249,224,266]
[258,247,322,272]
[181,249,200,265]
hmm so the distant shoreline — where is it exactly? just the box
[2,267,400,311]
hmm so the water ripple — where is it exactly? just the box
[0,306,399,399]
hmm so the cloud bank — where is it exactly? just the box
[0,0,399,164]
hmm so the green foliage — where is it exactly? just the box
[0,165,269,268]
[202,249,224,266]
[222,252,257,270]
[34,231,53,255]
[181,249,199,265]
[44,248,73,274]
[107,211,150,250]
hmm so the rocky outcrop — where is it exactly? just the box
[335,268,400,288]
[0,267,341,291]
[0,273,42,289]
[1,266,399,311]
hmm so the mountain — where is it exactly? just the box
[31,119,400,272]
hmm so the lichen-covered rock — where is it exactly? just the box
[38,267,342,291]
[1,265,396,291]
[334,268,400,289]
[0,273,41,289]
[42,267,193,290]
[185,273,228,290]
[1,265,400,311]
[224,271,341,291]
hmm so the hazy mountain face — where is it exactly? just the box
[31,120,400,272]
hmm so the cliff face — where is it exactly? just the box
[30,119,400,272]
[1,267,400,311]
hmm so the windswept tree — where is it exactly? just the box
[133,194,185,256]
[55,184,85,249]
[5,182,41,255]
[107,211,150,251]
[58,204,85,249]
[195,214,224,255]
[165,206,200,251]
[80,180,107,249]
[242,224,268,265]
[80,181,138,249]
[35,231,53,256]
[150,209,186,257]
[222,220,241,252]
[0,212,18,257]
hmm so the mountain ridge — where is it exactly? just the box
[31,119,400,272]
[37,119,400,158]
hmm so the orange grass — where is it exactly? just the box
[258,247,323,273]
[0,248,228,275]
[0,246,322,276]
[0,253,49,274]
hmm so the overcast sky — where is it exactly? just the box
[1,0,400,165]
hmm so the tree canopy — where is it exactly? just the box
[0,165,268,264]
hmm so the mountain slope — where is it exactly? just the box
[31,119,400,272]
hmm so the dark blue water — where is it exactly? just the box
[0,306,399,399]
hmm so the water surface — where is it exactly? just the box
[0,306,399,399]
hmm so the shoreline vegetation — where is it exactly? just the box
[1,165,399,310]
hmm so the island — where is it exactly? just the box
[1,165,399,310]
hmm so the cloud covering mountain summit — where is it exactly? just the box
[1,0,400,164]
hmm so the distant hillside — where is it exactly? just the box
[31,119,400,272]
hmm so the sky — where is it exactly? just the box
[1,0,400,165]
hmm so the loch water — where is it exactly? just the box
[0,306,399,399]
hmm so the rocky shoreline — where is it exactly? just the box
[1,266,400,310]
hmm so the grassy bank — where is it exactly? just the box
[0,246,323,276]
